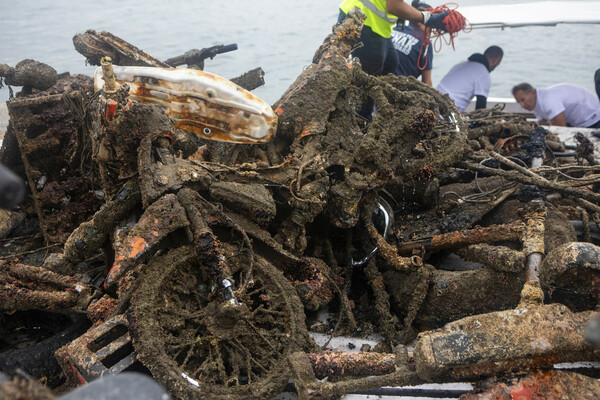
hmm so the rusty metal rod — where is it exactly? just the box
[1,262,94,313]
[456,244,525,273]
[306,351,396,379]
[396,221,525,255]
[361,199,421,271]
[520,201,546,284]
[104,194,189,289]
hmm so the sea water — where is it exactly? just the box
[0,0,599,105]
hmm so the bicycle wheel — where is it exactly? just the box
[128,245,311,400]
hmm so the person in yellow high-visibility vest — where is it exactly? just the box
[338,0,448,76]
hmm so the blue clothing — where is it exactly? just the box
[338,11,398,76]
[387,23,432,78]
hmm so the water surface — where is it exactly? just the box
[0,0,598,104]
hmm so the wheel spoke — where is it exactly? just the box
[214,341,229,384]
[130,247,308,399]
[230,338,269,373]
[192,348,217,380]
[243,320,277,351]
[251,305,287,318]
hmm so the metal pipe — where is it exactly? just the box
[526,252,543,282]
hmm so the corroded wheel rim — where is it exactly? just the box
[128,245,310,400]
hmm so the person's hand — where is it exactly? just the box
[422,10,449,31]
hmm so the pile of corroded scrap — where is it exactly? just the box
[462,106,569,156]
[2,7,600,400]
[0,62,102,244]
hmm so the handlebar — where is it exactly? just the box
[217,43,238,54]
[164,43,239,68]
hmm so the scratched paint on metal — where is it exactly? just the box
[94,66,277,144]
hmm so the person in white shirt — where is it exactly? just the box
[436,46,503,112]
[595,68,600,100]
[512,82,600,128]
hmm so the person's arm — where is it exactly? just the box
[475,95,487,110]
[386,0,448,30]
[421,69,432,87]
[386,0,423,22]
[549,112,567,126]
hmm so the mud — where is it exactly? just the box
[0,59,58,92]
[5,73,101,244]
[1,9,600,400]
[73,30,171,68]
[209,181,277,226]
[399,267,525,330]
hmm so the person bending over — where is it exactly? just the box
[436,46,504,112]
[512,82,600,128]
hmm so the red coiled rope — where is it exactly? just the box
[417,3,471,70]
